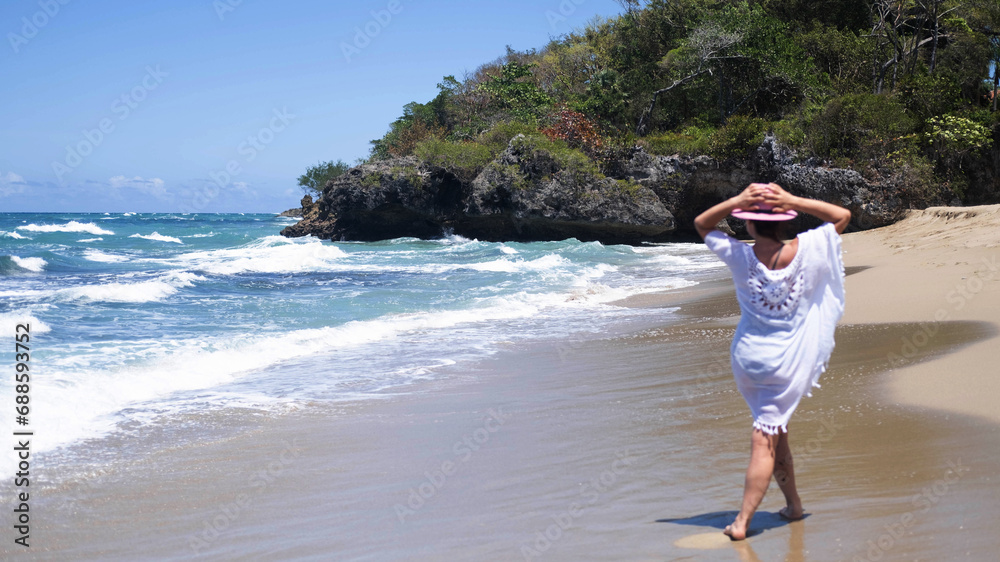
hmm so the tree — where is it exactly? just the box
[635,2,820,134]
[614,0,644,19]
[636,23,741,134]
[298,160,350,194]
[476,61,554,123]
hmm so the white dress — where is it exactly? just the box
[704,223,845,434]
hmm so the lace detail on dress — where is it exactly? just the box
[745,248,804,318]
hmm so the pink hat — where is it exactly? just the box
[731,202,797,221]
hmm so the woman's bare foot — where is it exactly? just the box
[724,517,749,541]
[778,505,805,521]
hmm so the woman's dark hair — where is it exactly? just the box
[749,219,789,241]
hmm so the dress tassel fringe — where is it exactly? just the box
[753,420,788,435]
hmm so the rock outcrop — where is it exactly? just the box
[282,134,929,243]
[458,135,673,242]
[277,195,311,218]
[282,137,675,243]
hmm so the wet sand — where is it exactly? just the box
[9,321,998,560]
[840,205,1000,424]
[5,208,1000,560]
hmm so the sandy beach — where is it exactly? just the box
[840,205,1000,424]
[5,207,1000,561]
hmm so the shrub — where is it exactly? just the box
[771,117,807,149]
[413,138,494,182]
[508,134,604,184]
[924,113,993,165]
[360,171,383,188]
[595,133,640,178]
[477,121,540,153]
[805,93,916,166]
[708,115,768,160]
[540,106,604,156]
[640,125,714,156]
[388,119,448,158]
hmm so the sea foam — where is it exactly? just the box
[11,256,47,272]
[17,221,114,236]
[83,249,128,263]
[0,312,52,334]
[129,232,183,244]
[16,291,571,455]
[54,271,203,303]
[170,236,348,275]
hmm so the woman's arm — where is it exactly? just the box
[693,183,769,240]
[762,183,852,234]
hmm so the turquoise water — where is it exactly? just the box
[0,213,722,467]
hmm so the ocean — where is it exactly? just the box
[0,213,723,478]
[4,213,1000,561]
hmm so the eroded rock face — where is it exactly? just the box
[280,194,340,239]
[756,135,907,231]
[609,134,913,236]
[281,134,921,243]
[282,139,675,243]
[458,135,674,243]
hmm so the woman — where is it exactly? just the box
[693,182,851,540]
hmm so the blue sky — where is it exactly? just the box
[1,0,626,213]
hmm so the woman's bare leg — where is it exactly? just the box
[725,428,779,540]
[774,430,804,519]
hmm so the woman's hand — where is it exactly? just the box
[759,183,800,213]
[763,183,852,233]
[733,183,770,211]
[694,183,770,240]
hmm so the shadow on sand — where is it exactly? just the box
[659,511,808,561]
[658,509,808,535]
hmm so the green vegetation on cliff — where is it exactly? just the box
[323,0,1000,205]
[299,159,351,195]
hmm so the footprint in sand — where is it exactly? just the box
[674,532,764,562]
[673,531,740,549]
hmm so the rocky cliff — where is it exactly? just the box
[282,134,931,243]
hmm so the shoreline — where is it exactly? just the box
[4,207,1000,560]
[840,205,1000,424]
[10,312,995,560]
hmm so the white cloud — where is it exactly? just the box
[109,175,169,199]
[0,171,28,197]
